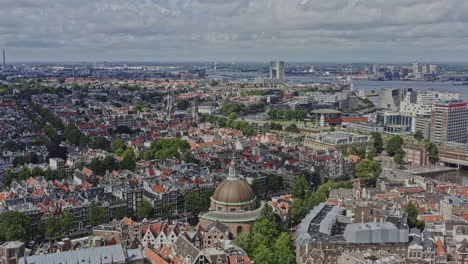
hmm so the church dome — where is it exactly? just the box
[211,179,256,205]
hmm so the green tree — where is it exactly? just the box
[425,142,439,165]
[405,201,425,230]
[3,170,14,185]
[285,123,300,133]
[13,156,28,167]
[386,135,403,156]
[137,200,154,219]
[252,244,275,264]
[235,233,253,255]
[31,167,43,177]
[44,168,54,181]
[185,191,212,215]
[60,211,74,234]
[348,146,366,160]
[18,166,30,181]
[290,198,306,223]
[292,175,311,199]
[120,149,137,170]
[0,211,31,242]
[182,151,199,164]
[367,148,378,160]
[102,156,116,172]
[370,132,384,153]
[90,158,105,175]
[111,139,127,153]
[274,232,295,264]
[394,148,406,165]
[144,138,191,160]
[414,130,424,141]
[89,137,111,151]
[88,201,105,226]
[57,168,66,179]
[269,122,282,131]
[266,174,284,194]
[176,100,191,110]
[114,207,127,220]
[250,179,261,197]
[43,214,59,239]
[159,203,174,219]
[355,158,382,181]
[221,102,248,116]
[260,204,275,222]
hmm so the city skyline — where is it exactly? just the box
[2,0,468,62]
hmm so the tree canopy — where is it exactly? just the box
[355,158,382,181]
[370,132,384,153]
[0,211,31,242]
[221,102,248,116]
[235,205,294,264]
[414,130,424,141]
[425,142,439,165]
[137,200,154,220]
[184,189,214,215]
[61,211,74,234]
[267,109,307,121]
[143,138,190,161]
[386,135,404,156]
[284,123,300,133]
[120,149,137,170]
[405,201,425,230]
[88,201,105,226]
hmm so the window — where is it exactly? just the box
[230,208,236,212]
[237,226,243,235]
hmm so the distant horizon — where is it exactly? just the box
[4,59,468,65]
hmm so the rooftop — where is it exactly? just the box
[19,244,126,264]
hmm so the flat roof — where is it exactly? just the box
[310,109,342,114]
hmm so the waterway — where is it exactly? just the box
[430,169,468,186]
[213,71,468,101]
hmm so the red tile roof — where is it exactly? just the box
[144,248,168,264]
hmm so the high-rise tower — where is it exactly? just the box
[430,101,468,144]
[269,60,284,83]
[2,50,5,69]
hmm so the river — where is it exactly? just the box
[213,71,468,101]
[430,169,468,186]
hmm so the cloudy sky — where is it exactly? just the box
[1,0,467,62]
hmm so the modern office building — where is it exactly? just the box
[379,88,409,111]
[380,112,413,133]
[269,60,284,83]
[412,63,421,75]
[430,101,468,144]
[372,64,379,75]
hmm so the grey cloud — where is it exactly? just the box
[0,0,467,62]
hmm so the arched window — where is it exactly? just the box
[237,226,243,235]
